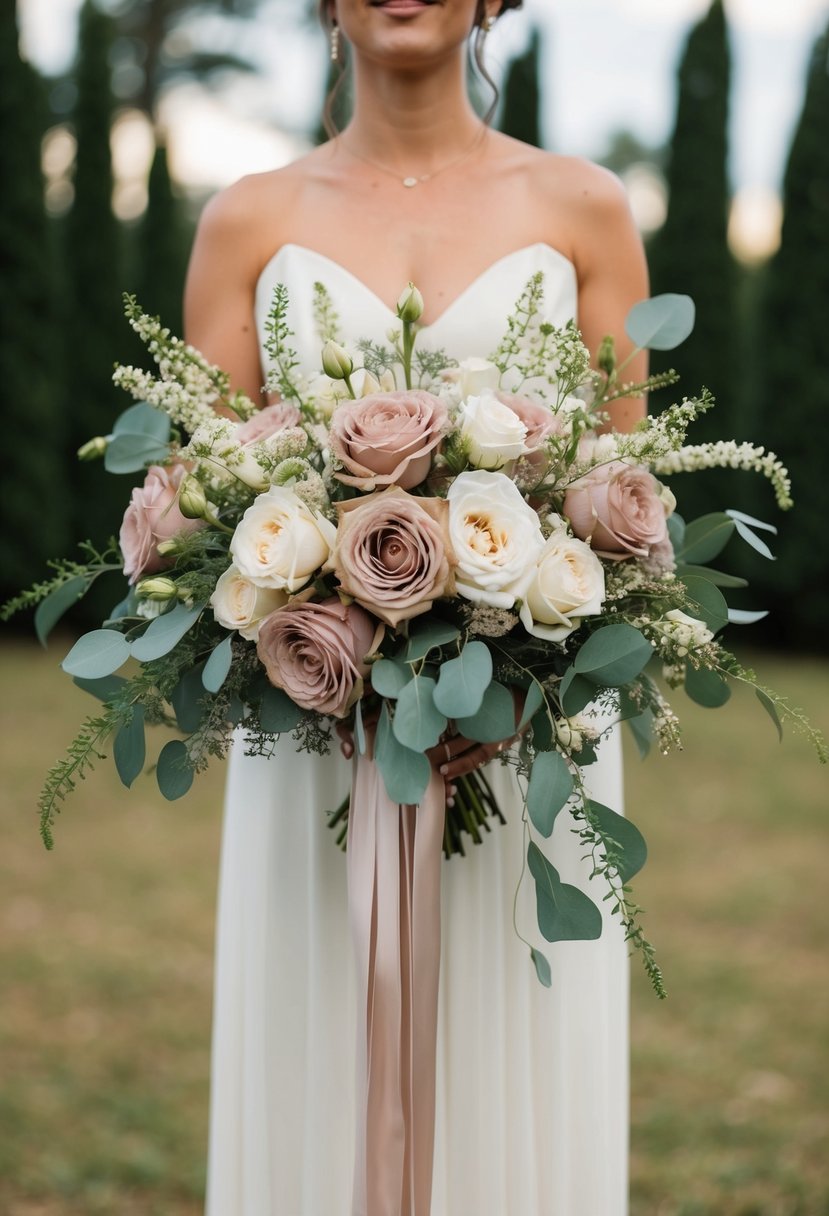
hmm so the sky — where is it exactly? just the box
[17,0,829,252]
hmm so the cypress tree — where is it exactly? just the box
[647,0,738,523]
[63,0,126,559]
[498,27,543,148]
[131,139,191,336]
[0,4,69,604]
[750,21,829,649]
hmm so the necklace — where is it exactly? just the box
[338,124,488,188]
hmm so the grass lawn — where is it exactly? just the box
[1,638,827,1215]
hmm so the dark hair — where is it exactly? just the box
[317,0,523,139]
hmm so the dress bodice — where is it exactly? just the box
[254,242,578,374]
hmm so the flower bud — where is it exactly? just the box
[597,335,616,376]
[178,476,209,520]
[156,537,182,558]
[136,576,179,602]
[77,435,110,461]
[396,282,424,324]
[321,340,354,381]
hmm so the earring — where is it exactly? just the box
[482,13,495,32]
[330,22,340,62]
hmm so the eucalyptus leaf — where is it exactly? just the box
[156,739,194,800]
[530,707,554,752]
[354,697,366,756]
[35,576,91,646]
[456,681,515,744]
[526,750,574,838]
[258,686,302,733]
[130,602,204,662]
[675,563,748,590]
[626,709,653,759]
[432,641,492,718]
[624,293,695,351]
[370,657,411,699]
[588,800,647,883]
[667,512,685,552]
[530,947,552,988]
[404,621,460,663]
[171,664,208,733]
[113,707,146,789]
[104,432,171,474]
[375,703,431,805]
[393,675,446,752]
[73,673,128,703]
[756,688,783,742]
[105,588,140,624]
[112,400,170,441]
[559,669,598,716]
[61,629,131,678]
[572,624,654,687]
[727,608,768,625]
[202,635,234,693]
[527,842,603,943]
[733,518,776,561]
[725,507,777,533]
[518,680,544,731]
[684,662,731,708]
[678,513,735,564]
[679,576,729,635]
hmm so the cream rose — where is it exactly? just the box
[518,528,606,642]
[563,460,669,560]
[446,470,545,607]
[230,486,336,591]
[210,564,289,641]
[457,357,500,398]
[119,464,204,585]
[329,389,448,490]
[256,598,380,718]
[459,391,530,469]
[329,487,455,628]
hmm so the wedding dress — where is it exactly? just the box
[205,242,628,1216]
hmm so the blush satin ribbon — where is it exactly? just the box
[347,752,445,1216]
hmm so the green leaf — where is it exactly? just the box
[679,576,729,635]
[530,947,552,988]
[113,707,146,789]
[684,662,731,708]
[104,432,171,474]
[559,668,597,716]
[626,710,653,759]
[728,608,768,625]
[113,400,170,441]
[171,665,207,733]
[456,681,515,744]
[624,293,695,351]
[258,686,302,733]
[61,629,131,678]
[73,673,128,703]
[572,624,654,687]
[588,800,647,882]
[432,641,492,718]
[393,675,446,751]
[678,513,735,564]
[130,602,204,662]
[202,635,234,693]
[354,697,367,756]
[404,620,460,662]
[527,842,603,942]
[370,657,411,699]
[156,739,194,800]
[667,512,685,552]
[526,750,574,837]
[756,688,783,742]
[733,518,776,561]
[375,703,431,804]
[531,707,554,751]
[518,680,544,731]
[675,563,748,590]
[725,508,777,533]
[35,576,91,646]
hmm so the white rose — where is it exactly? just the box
[230,486,337,591]
[457,357,500,399]
[210,563,289,641]
[518,529,606,642]
[447,470,544,607]
[460,390,530,469]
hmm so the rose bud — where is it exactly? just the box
[396,282,424,324]
[178,476,210,520]
[77,436,110,461]
[321,339,354,381]
[136,576,179,602]
[597,334,616,375]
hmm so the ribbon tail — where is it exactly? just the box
[347,753,444,1216]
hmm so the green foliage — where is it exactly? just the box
[129,141,191,339]
[498,27,544,148]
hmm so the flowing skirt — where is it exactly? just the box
[205,729,628,1216]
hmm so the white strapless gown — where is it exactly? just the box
[205,244,628,1216]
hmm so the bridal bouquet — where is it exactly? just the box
[5,274,824,999]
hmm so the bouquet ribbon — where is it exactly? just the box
[347,750,445,1216]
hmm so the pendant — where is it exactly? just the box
[402,176,419,188]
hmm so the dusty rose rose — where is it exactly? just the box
[119,464,204,584]
[256,598,379,718]
[496,393,563,449]
[235,401,302,444]
[329,389,448,490]
[330,486,455,628]
[563,460,669,560]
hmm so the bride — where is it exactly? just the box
[184,1,648,1212]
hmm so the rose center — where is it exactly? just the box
[465,512,507,557]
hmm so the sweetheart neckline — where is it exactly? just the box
[255,241,577,333]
